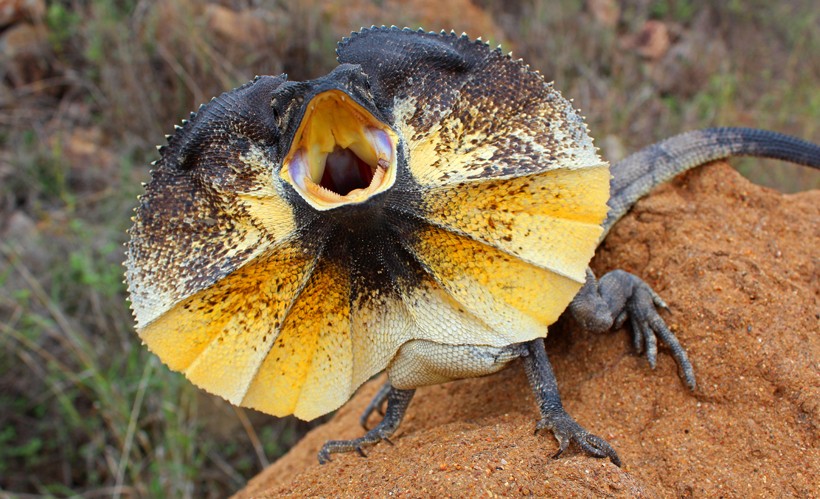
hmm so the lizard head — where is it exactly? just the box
[277,64,400,211]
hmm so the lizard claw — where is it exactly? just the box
[319,430,384,464]
[626,279,695,389]
[317,448,332,464]
[524,339,622,467]
[536,414,622,467]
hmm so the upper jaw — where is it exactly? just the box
[280,89,399,211]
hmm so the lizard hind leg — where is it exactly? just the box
[570,268,696,390]
[524,338,622,466]
[318,387,415,464]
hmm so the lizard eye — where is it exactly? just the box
[280,89,398,211]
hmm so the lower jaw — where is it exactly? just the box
[301,165,389,208]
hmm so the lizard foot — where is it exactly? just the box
[535,409,621,466]
[524,338,621,466]
[318,387,414,464]
[570,268,696,390]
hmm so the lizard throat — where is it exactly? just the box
[280,89,398,211]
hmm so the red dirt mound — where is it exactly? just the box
[236,162,819,497]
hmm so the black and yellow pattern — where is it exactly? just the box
[125,28,609,421]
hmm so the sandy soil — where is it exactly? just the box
[235,162,819,497]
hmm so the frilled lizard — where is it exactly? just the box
[125,27,820,467]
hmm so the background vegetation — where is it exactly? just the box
[1,0,817,496]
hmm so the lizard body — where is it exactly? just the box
[124,27,820,467]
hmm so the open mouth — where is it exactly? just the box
[280,89,398,211]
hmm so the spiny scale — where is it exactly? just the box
[125,28,609,421]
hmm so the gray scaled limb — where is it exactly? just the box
[359,381,392,430]
[524,338,622,466]
[570,268,696,390]
[318,387,415,464]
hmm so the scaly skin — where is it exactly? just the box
[125,27,820,468]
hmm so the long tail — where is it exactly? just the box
[602,127,820,239]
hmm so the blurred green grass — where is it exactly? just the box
[1,0,818,496]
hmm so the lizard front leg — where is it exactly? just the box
[524,338,621,466]
[318,387,415,464]
[570,268,696,390]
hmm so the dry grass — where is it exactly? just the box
[1,0,817,496]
